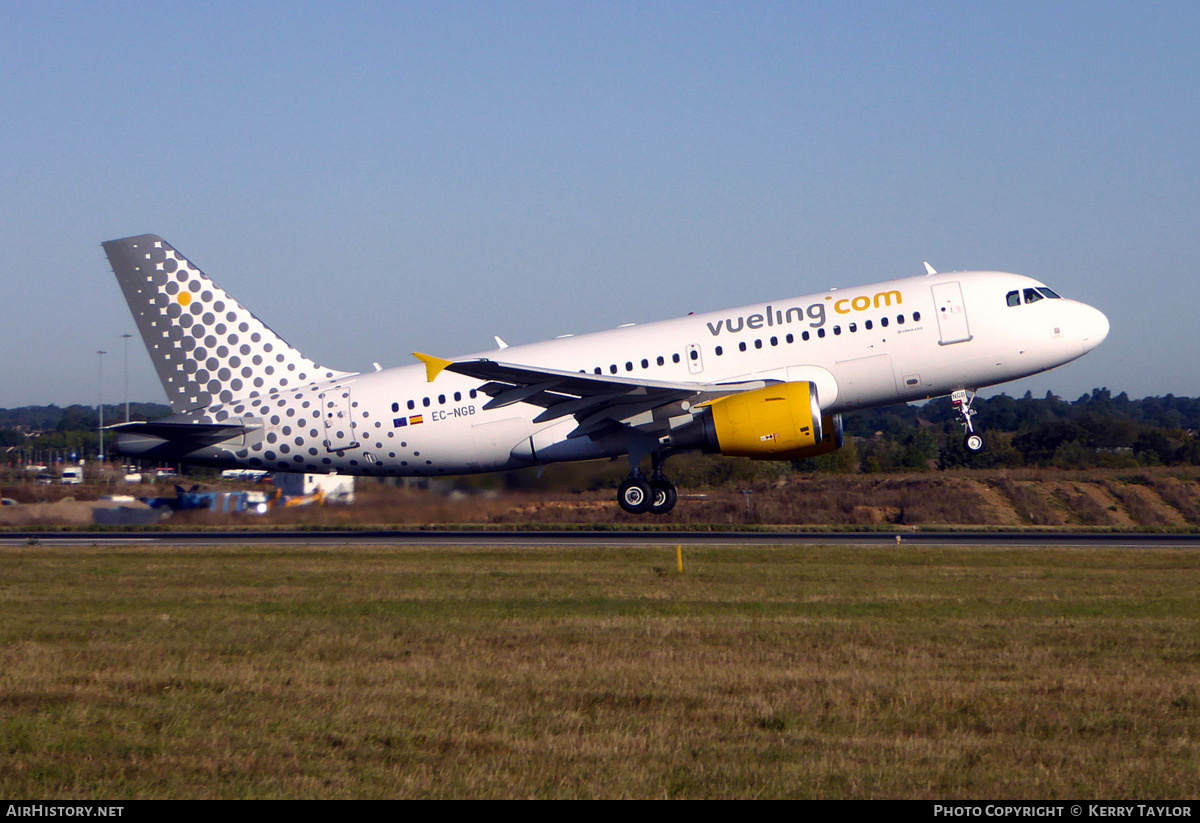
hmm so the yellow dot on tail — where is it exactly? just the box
[177,292,192,306]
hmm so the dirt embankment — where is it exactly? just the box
[0,498,165,527]
[3,468,1198,529]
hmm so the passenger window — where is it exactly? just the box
[817,328,825,338]
[786,333,794,343]
[423,397,430,407]
[739,342,747,352]
[897,315,904,324]
[833,326,841,335]
[881,317,889,327]
[610,365,618,374]
[656,356,664,366]
[407,400,415,410]
[715,346,723,356]
[913,311,921,321]
[770,336,778,346]
[689,349,699,360]
[672,353,681,364]
[754,339,762,349]
[641,359,649,369]
[865,320,873,330]
[1007,290,1021,307]
[802,331,810,341]
[849,323,856,333]
[454,392,461,402]
[1024,288,1043,304]
[391,402,399,412]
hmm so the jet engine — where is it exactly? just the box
[669,382,843,460]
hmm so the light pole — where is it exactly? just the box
[97,350,107,463]
[122,333,132,423]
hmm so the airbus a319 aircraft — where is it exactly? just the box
[103,235,1108,514]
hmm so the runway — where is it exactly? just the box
[3,529,1199,548]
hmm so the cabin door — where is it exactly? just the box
[319,388,359,452]
[931,281,973,345]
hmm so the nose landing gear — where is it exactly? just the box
[952,389,986,453]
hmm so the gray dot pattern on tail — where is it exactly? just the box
[106,235,368,474]
[115,236,345,412]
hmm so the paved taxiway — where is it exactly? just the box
[3,530,1199,549]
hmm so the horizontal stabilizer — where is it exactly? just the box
[107,420,250,443]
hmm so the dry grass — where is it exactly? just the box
[992,478,1069,526]
[157,470,1198,531]
[1054,483,1116,527]
[1150,476,1200,522]
[1101,480,1182,528]
[5,468,1200,530]
[1,542,1198,798]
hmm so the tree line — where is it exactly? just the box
[824,388,1200,472]
[2,389,1197,473]
[0,403,170,463]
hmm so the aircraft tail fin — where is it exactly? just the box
[103,235,351,413]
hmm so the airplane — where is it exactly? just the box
[102,234,1109,514]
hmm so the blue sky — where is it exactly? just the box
[2,2,1197,409]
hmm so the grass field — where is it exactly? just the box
[2,542,1198,798]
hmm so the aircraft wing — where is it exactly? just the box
[414,353,769,439]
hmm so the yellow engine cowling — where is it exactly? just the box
[786,411,844,460]
[706,382,823,458]
[669,381,843,460]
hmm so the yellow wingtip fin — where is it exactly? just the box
[412,352,453,382]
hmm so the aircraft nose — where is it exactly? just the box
[1078,303,1109,352]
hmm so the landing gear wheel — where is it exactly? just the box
[617,477,653,514]
[952,389,985,455]
[648,479,678,515]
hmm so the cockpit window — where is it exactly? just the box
[1006,290,1021,307]
[1036,287,1061,299]
[1023,288,1044,304]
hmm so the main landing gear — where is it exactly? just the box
[617,453,678,515]
[952,388,986,454]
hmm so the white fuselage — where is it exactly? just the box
[181,269,1107,478]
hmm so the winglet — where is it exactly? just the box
[923,262,937,276]
[412,352,453,382]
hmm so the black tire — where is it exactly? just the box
[648,480,678,515]
[964,432,985,453]
[617,477,653,514]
